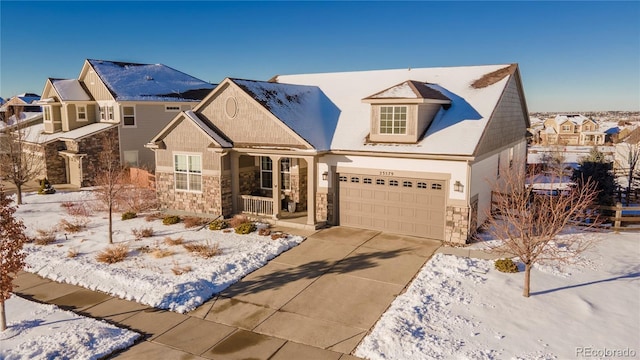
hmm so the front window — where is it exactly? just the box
[123,106,135,126]
[379,106,407,134]
[77,105,87,121]
[280,158,291,190]
[174,154,202,191]
[260,157,273,189]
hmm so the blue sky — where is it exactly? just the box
[1,1,638,112]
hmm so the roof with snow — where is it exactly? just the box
[87,59,215,102]
[364,80,451,102]
[184,110,233,148]
[555,114,592,126]
[51,79,92,101]
[20,122,117,144]
[274,64,518,155]
[231,78,340,150]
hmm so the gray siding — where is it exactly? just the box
[474,76,528,157]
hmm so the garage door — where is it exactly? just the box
[338,173,446,240]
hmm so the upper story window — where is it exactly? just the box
[77,106,87,121]
[100,106,114,122]
[123,106,136,127]
[379,106,407,134]
[561,124,571,132]
[174,154,202,192]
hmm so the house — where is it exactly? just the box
[25,59,214,186]
[147,64,530,244]
[540,114,605,146]
[0,93,41,124]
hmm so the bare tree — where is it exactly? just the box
[486,162,599,297]
[615,143,640,205]
[0,111,45,205]
[92,132,127,244]
[0,185,29,331]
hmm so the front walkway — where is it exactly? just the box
[13,226,442,359]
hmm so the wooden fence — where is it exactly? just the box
[599,202,640,231]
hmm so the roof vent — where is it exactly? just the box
[145,75,154,81]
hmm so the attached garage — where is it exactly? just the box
[338,173,446,240]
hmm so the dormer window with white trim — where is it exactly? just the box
[77,105,87,121]
[380,106,407,134]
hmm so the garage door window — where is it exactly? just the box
[403,181,413,187]
[417,182,427,189]
[363,178,372,184]
[339,176,347,182]
[432,183,442,190]
[376,179,385,185]
[351,177,360,183]
[389,180,399,186]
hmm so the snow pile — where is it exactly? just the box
[0,296,139,359]
[15,190,305,313]
[356,232,639,359]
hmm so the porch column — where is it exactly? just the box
[270,155,281,219]
[231,151,240,214]
[305,156,316,226]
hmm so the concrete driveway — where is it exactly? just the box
[14,226,441,359]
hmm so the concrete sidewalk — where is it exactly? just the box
[13,226,442,359]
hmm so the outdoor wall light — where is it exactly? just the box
[454,181,464,192]
[322,172,328,181]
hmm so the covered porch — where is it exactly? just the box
[229,151,321,229]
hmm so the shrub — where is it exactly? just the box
[121,211,137,220]
[145,212,163,222]
[183,216,207,228]
[235,222,256,235]
[171,262,192,275]
[137,245,152,254]
[495,258,519,273]
[38,178,56,195]
[64,202,92,217]
[151,248,173,259]
[59,218,87,233]
[270,232,288,240]
[228,214,250,228]
[162,215,181,225]
[67,248,79,258]
[183,241,221,258]
[34,228,57,245]
[132,227,154,240]
[96,244,129,264]
[164,236,184,246]
[208,219,228,230]
[258,228,271,236]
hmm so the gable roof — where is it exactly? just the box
[51,79,92,101]
[231,78,340,150]
[364,80,451,101]
[87,59,215,102]
[148,110,232,149]
[275,64,519,156]
[554,114,592,126]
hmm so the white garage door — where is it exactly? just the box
[338,173,446,240]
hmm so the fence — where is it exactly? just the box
[239,195,274,216]
[599,202,640,231]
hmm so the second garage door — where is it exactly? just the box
[338,173,446,240]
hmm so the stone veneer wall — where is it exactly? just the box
[290,172,308,211]
[156,172,224,216]
[78,127,120,187]
[316,191,334,223]
[44,142,67,184]
[445,205,471,244]
[239,168,259,195]
[220,174,232,216]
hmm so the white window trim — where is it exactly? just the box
[260,157,273,190]
[174,153,202,193]
[122,105,136,128]
[280,157,291,191]
[43,106,52,122]
[77,105,87,122]
[165,105,181,112]
[123,150,139,167]
[379,106,407,135]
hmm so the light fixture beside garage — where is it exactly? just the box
[454,181,464,192]
[322,171,328,181]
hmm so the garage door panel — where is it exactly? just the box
[339,173,446,240]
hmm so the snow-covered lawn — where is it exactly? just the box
[0,295,139,360]
[356,231,640,359]
[14,190,305,313]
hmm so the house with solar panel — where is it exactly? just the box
[147,64,530,243]
[27,59,215,186]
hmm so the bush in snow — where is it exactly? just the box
[495,258,519,273]
[164,236,184,246]
[183,216,207,228]
[131,227,154,240]
[162,215,181,225]
[183,241,221,258]
[228,214,250,228]
[208,219,228,231]
[95,244,129,264]
[234,222,256,235]
[121,211,137,220]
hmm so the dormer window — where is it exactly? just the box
[380,106,407,134]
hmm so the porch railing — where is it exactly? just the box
[239,195,274,216]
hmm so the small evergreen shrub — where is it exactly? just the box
[162,215,181,225]
[495,258,519,273]
[235,222,256,234]
[122,211,137,220]
[209,219,228,230]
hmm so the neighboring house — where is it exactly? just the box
[147,63,530,244]
[0,93,41,123]
[27,59,214,186]
[540,114,605,145]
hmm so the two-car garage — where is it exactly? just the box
[337,173,446,240]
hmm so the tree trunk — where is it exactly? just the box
[523,263,531,297]
[0,299,6,331]
[16,184,22,205]
[108,202,113,244]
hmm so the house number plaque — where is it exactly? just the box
[379,171,394,176]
